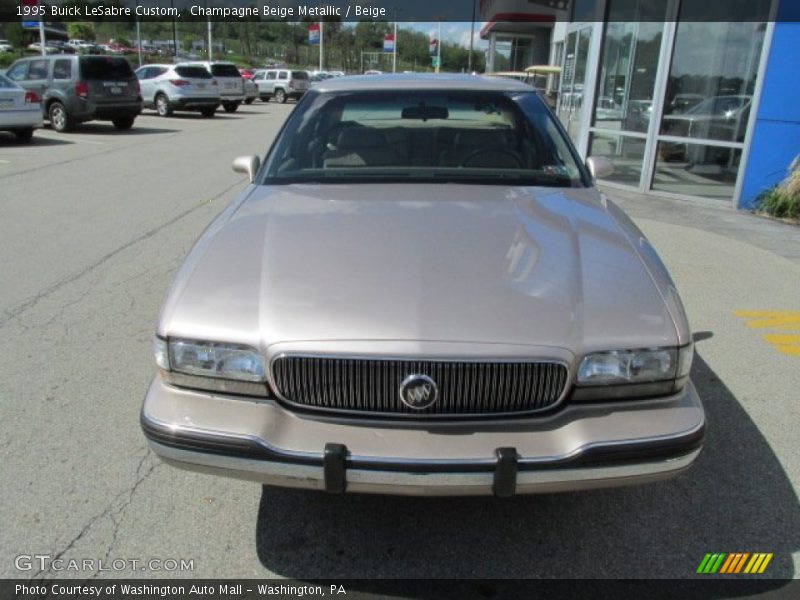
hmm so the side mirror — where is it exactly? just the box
[586,156,614,180]
[232,155,261,183]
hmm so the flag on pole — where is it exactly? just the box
[22,0,40,28]
[383,33,395,53]
[308,23,320,45]
[428,37,438,56]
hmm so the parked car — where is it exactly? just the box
[49,41,76,54]
[252,68,309,103]
[660,95,752,162]
[135,64,220,117]
[185,61,244,112]
[1,43,15,53]
[242,77,258,105]
[27,42,59,54]
[5,55,142,131]
[141,74,703,497]
[0,72,43,142]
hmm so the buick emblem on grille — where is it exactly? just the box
[399,374,438,410]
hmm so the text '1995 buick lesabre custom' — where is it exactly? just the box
[141,74,704,497]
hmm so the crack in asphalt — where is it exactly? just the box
[0,181,241,330]
[31,453,161,581]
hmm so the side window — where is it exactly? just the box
[137,68,152,79]
[278,71,288,80]
[28,59,49,81]
[153,67,167,78]
[254,72,264,81]
[6,62,28,81]
[266,71,277,80]
[53,59,72,80]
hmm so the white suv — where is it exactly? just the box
[186,61,244,112]
[252,69,310,103]
[135,64,221,117]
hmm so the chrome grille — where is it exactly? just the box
[271,357,569,417]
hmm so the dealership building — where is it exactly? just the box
[480,0,800,209]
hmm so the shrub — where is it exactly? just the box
[758,162,800,221]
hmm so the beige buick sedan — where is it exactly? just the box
[141,75,704,496]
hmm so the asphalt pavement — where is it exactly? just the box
[0,102,797,582]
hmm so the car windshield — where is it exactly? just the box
[175,66,212,79]
[79,57,134,79]
[210,64,240,77]
[262,90,586,186]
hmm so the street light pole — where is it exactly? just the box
[436,20,441,74]
[392,9,397,73]
[170,0,178,58]
[468,0,476,72]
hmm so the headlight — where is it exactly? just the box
[154,336,269,396]
[573,344,693,402]
[578,348,677,385]
[169,339,265,381]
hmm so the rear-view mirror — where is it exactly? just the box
[401,106,449,120]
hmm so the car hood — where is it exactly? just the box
[159,184,680,357]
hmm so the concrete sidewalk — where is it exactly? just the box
[601,185,800,265]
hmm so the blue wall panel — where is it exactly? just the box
[739,7,800,209]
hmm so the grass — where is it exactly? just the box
[757,168,800,221]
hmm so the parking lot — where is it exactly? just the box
[1,102,798,580]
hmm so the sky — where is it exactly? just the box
[405,22,489,51]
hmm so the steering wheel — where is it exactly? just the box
[459,148,523,168]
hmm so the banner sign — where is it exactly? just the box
[21,0,41,27]
[428,37,438,55]
[383,33,395,53]
[308,23,320,45]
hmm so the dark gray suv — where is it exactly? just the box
[5,55,142,131]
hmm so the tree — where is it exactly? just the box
[5,22,25,50]
[67,22,96,42]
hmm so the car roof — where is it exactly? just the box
[312,73,533,93]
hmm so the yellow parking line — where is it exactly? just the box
[770,345,800,356]
[734,311,800,357]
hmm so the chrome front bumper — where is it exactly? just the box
[141,377,705,496]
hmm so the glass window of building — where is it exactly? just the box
[593,0,668,133]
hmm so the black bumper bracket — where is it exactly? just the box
[493,447,519,498]
[324,443,347,494]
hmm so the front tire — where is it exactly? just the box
[274,89,286,104]
[244,98,255,105]
[48,102,73,132]
[14,128,35,142]
[222,102,238,113]
[155,94,172,117]
[112,117,135,130]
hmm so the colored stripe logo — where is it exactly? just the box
[697,553,773,574]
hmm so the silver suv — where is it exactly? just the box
[5,55,142,131]
[186,61,244,112]
[135,64,220,118]
[253,69,310,103]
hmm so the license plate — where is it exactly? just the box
[196,83,206,89]
[225,82,235,89]
[0,98,14,109]
[109,86,122,95]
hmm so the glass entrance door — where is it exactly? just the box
[558,26,592,142]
